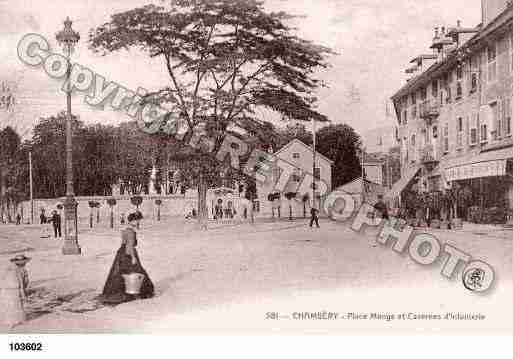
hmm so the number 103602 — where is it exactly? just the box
[9,342,43,351]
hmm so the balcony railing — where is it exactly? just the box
[419,100,440,122]
[419,144,439,164]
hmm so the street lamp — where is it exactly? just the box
[56,17,81,255]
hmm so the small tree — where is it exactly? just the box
[131,196,143,229]
[302,193,309,218]
[155,199,163,221]
[285,192,297,220]
[276,193,281,218]
[131,195,143,210]
[268,192,281,218]
[107,198,117,228]
[96,202,101,223]
[88,201,99,228]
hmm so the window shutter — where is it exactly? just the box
[471,113,479,145]
[466,116,471,146]
[498,99,503,139]
[505,98,511,135]
[479,105,489,141]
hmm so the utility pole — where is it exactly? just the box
[312,118,317,210]
[386,156,392,189]
[361,147,366,204]
[29,151,33,224]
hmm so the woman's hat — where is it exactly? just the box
[10,254,31,265]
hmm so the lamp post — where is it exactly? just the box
[29,151,33,224]
[56,17,81,255]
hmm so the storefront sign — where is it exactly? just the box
[444,160,507,182]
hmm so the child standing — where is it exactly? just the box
[0,255,30,329]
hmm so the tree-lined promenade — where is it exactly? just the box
[0,118,362,223]
[1,0,364,224]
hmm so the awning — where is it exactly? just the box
[385,165,421,200]
[444,146,513,182]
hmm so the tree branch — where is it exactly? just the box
[164,53,192,128]
[225,59,275,122]
[191,24,216,125]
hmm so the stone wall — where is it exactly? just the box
[19,193,323,224]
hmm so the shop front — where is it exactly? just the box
[386,145,513,226]
[443,147,513,225]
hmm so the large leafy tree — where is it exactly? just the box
[276,122,313,149]
[112,122,156,195]
[315,124,362,189]
[31,112,120,198]
[89,0,333,227]
[0,126,21,222]
[30,112,73,198]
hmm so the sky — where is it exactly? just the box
[0,0,482,139]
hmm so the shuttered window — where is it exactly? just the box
[505,97,512,136]
[470,114,478,145]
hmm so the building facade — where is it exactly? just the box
[390,0,513,223]
[257,139,333,215]
[362,125,399,154]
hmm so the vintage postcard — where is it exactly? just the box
[0,0,511,343]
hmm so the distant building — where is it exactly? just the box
[335,177,385,209]
[362,125,399,154]
[363,160,385,186]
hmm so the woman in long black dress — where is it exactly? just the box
[100,213,154,305]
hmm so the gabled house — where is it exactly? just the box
[256,139,333,216]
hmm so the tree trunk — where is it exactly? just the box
[197,175,208,230]
[136,205,140,229]
[0,167,5,224]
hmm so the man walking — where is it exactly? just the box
[49,210,62,239]
[309,207,320,228]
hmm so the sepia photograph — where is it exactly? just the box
[0,0,512,353]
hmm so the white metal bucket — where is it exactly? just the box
[122,273,145,295]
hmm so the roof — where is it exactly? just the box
[391,5,513,102]
[410,54,437,64]
[274,138,334,165]
[335,177,383,195]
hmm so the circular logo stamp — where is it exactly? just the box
[462,266,491,293]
